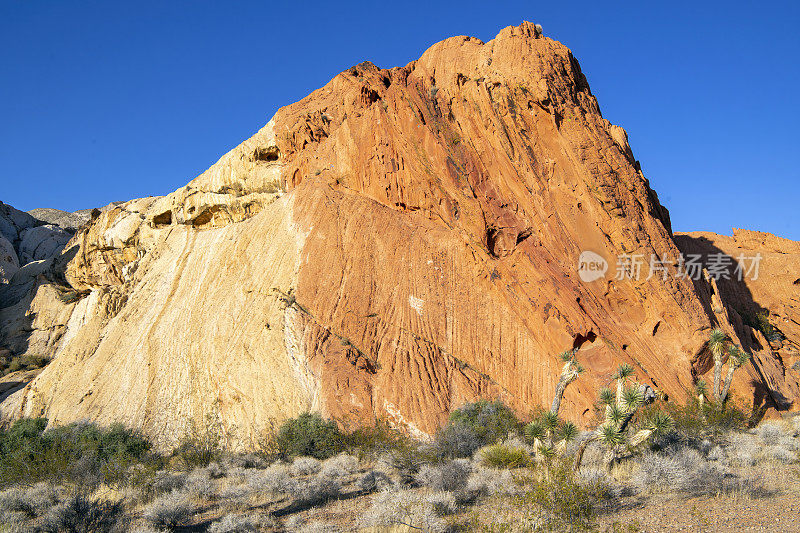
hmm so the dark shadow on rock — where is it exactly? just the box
[0,245,80,374]
[674,234,791,411]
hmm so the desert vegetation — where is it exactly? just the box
[0,342,797,532]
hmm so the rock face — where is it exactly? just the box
[0,202,88,285]
[27,208,91,232]
[675,229,800,410]
[0,22,797,447]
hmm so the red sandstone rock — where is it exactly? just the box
[1,23,796,446]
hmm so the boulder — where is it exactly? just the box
[0,235,18,284]
[18,225,72,264]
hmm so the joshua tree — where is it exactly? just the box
[719,345,751,404]
[695,380,708,411]
[613,363,634,408]
[550,349,584,415]
[705,329,751,404]
[525,412,579,462]
[707,329,728,402]
[522,348,583,464]
[573,364,672,471]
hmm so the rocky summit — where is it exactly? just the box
[0,22,797,449]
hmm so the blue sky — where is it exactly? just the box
[1,1,798,239]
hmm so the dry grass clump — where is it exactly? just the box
[479,442,532,469]
[415,459,471,492]
[633,447,731,495]
[358,489,454,532]
[319,453,359,479]
[207,512,278,533]
[142,489,196,530]
[0,483,60,520]
[0,485,126,533]
[290,456,321,476]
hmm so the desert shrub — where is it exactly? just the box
[1,354,50,376]
[290,456,321,476]
[415,459,471,492]
[344,421,411,458]
[172,419,224,469]
[275,413,345,460]
[0,482,60,521]
[661,399,747,442]
[223,453,266,469]
[319,453,359,479]
[184,468,216,498]
[425,491,457,517]
[151,471,187,495]
[357,470,393,492]
[634,447,731,495]
[288,471,341,505]
[433,423,482,459]
[480,443,531,469]
[39,493,126,533]
[358,489,452,532]
[726,426,798,466]
[0,418,152,488]
[382,440,440,486]
[766,446,797,464]
[245,463,294,494]
[142,490,196,530]
[434,399,521,458]
[208,513,277,533]
[463,466,520,501]
[516,460,610,532]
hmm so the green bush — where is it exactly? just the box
[1,354,49,376]
[344,420,412,459]
[480,443,531,469]
[274,413,345,460]
[0,418,152,488]
[658,399,747,442]
[516,459,610,532]
[435,399,522,458]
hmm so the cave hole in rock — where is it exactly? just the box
[152,211,172,227]
[573,331,597,350]
[254,146,280,162]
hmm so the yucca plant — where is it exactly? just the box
[550,349,584,415]
[522,347,585,464]
[707,329,728,402]
[704,329,750,404]
[695,379,709,422]
[525,414,579,461]
[574,363,670,471]
[718,345,751,404]
[613,363,634,408]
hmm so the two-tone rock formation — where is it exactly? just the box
[1,22,797,448]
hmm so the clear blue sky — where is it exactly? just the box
[2,1,798,239]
